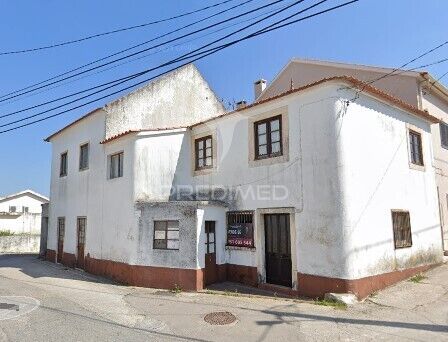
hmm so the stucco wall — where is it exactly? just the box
[259,60,420,107]
[422,93,448,250]
[104,64,225,140]
[338,90,443,279]
[0,235,40,254]
[0,194,46,214]
[0,213,41,234]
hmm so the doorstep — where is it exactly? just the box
[204,281,303,300]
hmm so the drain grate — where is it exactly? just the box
[204,311,237,325]
[0,303,19,311]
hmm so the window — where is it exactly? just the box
[205,221,216,254]
[9,206,16,213]
[440,123,448,149]
[391,211,412,249]
[77,217,86,245]
[60,152,68,177]
[22,206,29,213]
[58,217,65,241]
[226,211,254,247]
[109,152,123,179]
[153,221,179,250]
[79,143,89,170]
[409,130,423,166]
[195,136,213,170]
[255,115,282,159]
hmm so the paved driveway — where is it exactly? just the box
[0,254,446,341]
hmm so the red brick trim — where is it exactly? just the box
[61,253,76,268]
[45,249,56,263]
[297,263,438,299]
[224,264,258,287]
[84,255,203,291]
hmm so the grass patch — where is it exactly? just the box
[314,298,347,310]
[223,289,240,297]
[170,284,182,294]
[0,230,14,236]
[409,274,427,283]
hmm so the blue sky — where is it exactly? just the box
[0,0,447,197]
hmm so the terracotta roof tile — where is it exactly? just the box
[191,76,440,128]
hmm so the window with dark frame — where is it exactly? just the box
[205,221,216,254]
[109,152,123,179]
[255,115,282,159]
[22,206,29,213]
[58,217,65,241]
[77,217,86,245]
[153,220,179,250]
[60,152,68,177]
[79,143,89,170]
[391,211,412,249]
[409,130,423,166]
[9,206,16,213]
[440,122,448,149]
[195,135,213,170]
[226,211,254,247]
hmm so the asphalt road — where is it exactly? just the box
[0,254,446,341]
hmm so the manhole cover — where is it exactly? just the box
[204,311,237,325]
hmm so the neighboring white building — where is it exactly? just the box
[45,64,444,299]
[0,190,49,234]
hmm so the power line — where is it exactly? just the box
[0,2,294,111]
[0,0,360,134]
[0,0,309,126]
[0,3,292,118]
[350,39,448,101]
[0,0,238,56]
[0,0,259,102]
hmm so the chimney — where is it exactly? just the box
[254,79,267,99]
[236,100,247,110]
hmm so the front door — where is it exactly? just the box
[77,217,86,269]
[204,221,218,286]
[264,214,292,287]
[57,218,65,263]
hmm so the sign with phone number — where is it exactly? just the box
[227,223,253,247]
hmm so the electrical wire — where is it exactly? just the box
[0,0,361,134]
[0,0,238,56]
[0,0,310,126]
[0,0,260,102]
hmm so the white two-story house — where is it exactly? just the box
[45,64,444,299]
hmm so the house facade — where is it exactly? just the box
[257,58,448,254]
[45,62,444,299]
[0,190,48,234]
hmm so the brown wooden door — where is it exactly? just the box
[77,218,86,269]
[264,214,292,287]
[57,218,65,263]
[204,221,218,286]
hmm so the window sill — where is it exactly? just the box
[79,167,89,172]
[409,162,425,172]
[225,245,256,251]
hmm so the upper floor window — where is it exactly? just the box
[391,211,412,249]
[109,152,123,179]
[22,206,29,213]
[254,115,282,159]
[409,130,423,166]
[79,143,89,171]
[9,206,16,213]
[195,136,213,170]
[440,122,448,149]
[60,152,68,177]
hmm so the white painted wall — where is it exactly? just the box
[47,78,443,284]
[0,194,47,234]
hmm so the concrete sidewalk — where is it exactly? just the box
[0,254,446,341]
